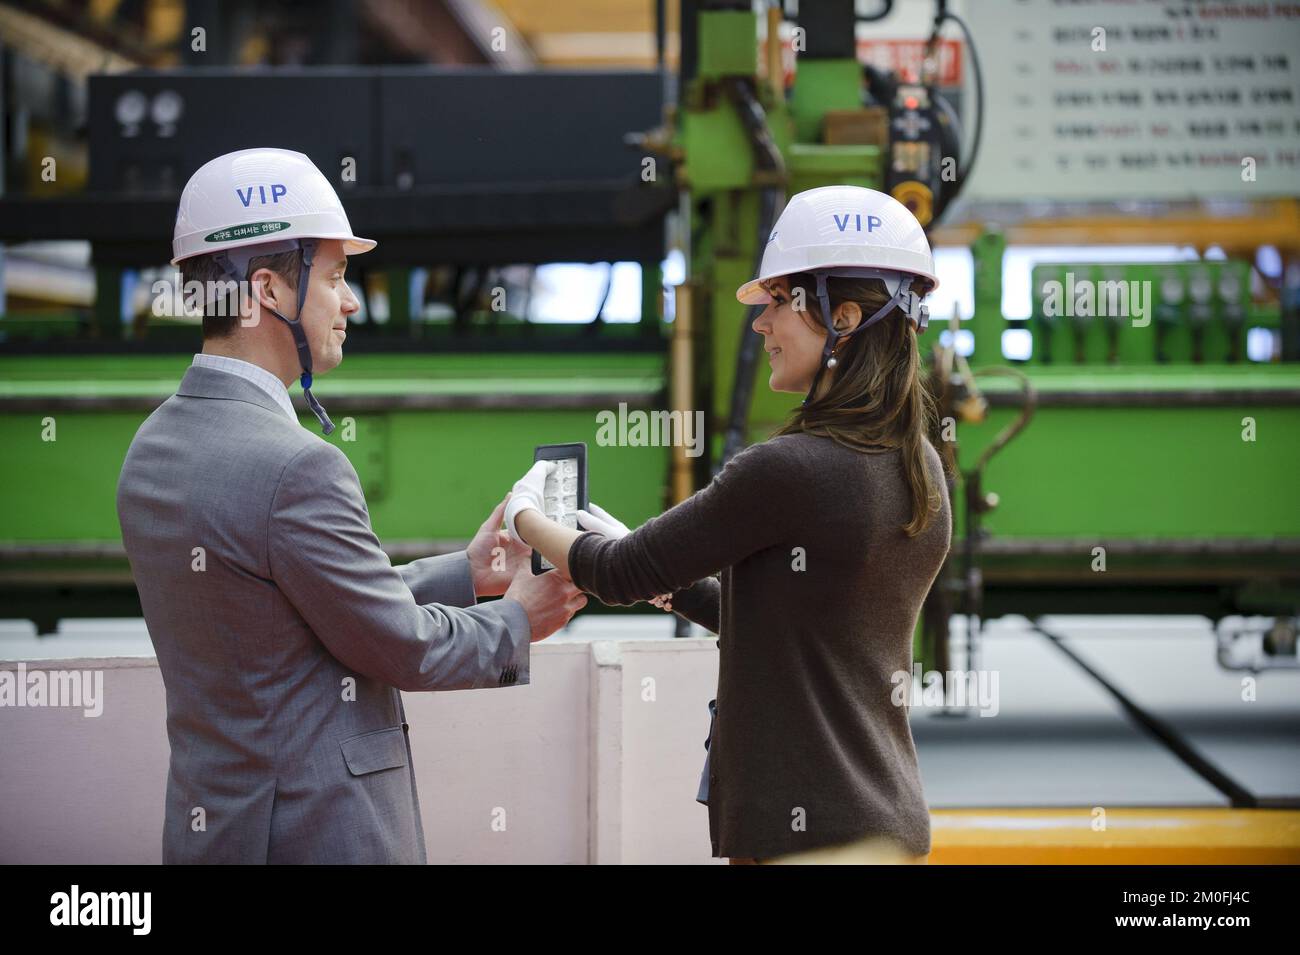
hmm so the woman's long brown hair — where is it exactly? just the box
[772,272,947,536]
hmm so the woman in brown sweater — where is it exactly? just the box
[507,187,952,863]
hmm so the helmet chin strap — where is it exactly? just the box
[213,238,334,435]
[801,267,931,406]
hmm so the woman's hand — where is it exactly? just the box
[578,502,674,611]
[576,501,630,538]
[505,460,555,544]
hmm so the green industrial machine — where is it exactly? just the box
[0,65,679,629]
[1,0,1297,667]
[662,0,1300,671]
[0,350,672,630]
[954,239,1299,628]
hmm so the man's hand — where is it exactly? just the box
[504,563,587,642]
[467,494,531,598]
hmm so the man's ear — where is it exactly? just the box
[248,267,284,319]
[833,299,862,334]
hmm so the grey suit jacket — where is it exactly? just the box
[116,364,531,864]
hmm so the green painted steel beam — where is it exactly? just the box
[696,10,758,80]
[679,100,755,193]
[0,353,672,550]
[0,352,665,391]
[788,59,862,143]
[953,400,1300,540]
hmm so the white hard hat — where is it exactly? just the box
[736,185,938,305]
[171,147,375,265]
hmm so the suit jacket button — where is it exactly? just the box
[402,722,410,734]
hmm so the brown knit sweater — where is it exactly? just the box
[567,431,951,859]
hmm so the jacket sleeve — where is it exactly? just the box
[567,439,806,608]
[268,441,530,691]
[395,552,477,608]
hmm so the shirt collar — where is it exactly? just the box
[191,353,298,424]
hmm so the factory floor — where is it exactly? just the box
[908,615,1300,863]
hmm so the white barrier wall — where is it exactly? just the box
[0,638,723,864]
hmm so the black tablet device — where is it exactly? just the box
[530,442,588,575]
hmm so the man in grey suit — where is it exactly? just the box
[116,148,585,863]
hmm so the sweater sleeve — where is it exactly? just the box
[567,438,806,608]
[667,576,721,634]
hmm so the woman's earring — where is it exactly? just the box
[827,337,843,368]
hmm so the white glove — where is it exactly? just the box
[505,460,555,544]
[576,501,631,538]
[578,502,674,611]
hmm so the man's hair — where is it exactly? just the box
[180,248,302,339]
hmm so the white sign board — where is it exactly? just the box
[964,0,1300,200]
